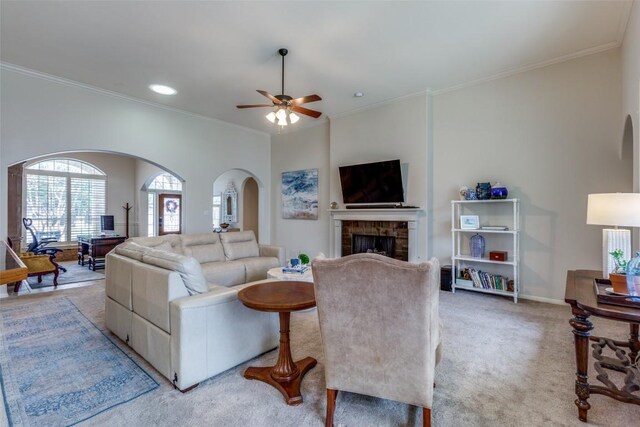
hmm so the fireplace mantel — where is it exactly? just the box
[330,208,423,263]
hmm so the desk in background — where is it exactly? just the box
[77,235,126,271]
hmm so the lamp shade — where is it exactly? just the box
[586,193,640,227]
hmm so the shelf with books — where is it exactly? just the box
[451,198,519,303]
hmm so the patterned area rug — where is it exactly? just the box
[28,261,104,289]
[0,297,158,426]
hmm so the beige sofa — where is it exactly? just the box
[104,231,284,391]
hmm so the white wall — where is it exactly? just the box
[0,67,273,242]
[271,123,330,260]
[329,94,429,261]
[432,49,627,302]
[24,152,137,238]
[622,1,640,194]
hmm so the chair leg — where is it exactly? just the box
[326,388,338,427]
[423,407,431,427]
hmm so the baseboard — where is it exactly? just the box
[518,294,565,305]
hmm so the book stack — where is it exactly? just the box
[467,268,509,291]
[282,265,310,274]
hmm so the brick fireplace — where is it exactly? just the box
[330,209,422,263]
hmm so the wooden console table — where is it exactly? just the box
[0,241,27,285]
[565,270,640,422]
[77,235,126,271]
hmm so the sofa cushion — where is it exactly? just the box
[180,233,226,263]
[201,260,246,287]
[142,249,208,295]
[129,235,183,255]
[220,231,259,260]
[155,241,174,253]
[115,241,150,261]
[241,257,280,282]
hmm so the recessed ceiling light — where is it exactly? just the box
[354,92,364,98]
[149,84,177,95]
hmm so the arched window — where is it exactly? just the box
[25,158,107,242]
[145,172,182,237]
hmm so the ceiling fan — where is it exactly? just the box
[237,48,322,126]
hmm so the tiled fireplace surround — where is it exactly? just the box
[330,209,421,263]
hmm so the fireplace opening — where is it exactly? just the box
[352,234,395,257]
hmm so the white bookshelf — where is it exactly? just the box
[451,198,520,303]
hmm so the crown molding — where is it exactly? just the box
[327,91,429,121]
[616,1,634,46]
[431,41,620,96]
[0,62,270,138]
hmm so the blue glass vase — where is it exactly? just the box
[470,234,485,258]
[476,182,492,200]
[490,182,508,199]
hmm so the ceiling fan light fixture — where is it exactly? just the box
[277,116,288,126]
[266,111,276,123]
[276,108,287,121]
[289,111,300,124]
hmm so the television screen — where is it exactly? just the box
[339,159,405,204]
[100,215,115,232]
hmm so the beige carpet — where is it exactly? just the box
[1,282,638,426]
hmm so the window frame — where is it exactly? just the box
[25,158,107,242]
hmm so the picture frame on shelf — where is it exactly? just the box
[460,215,480,230]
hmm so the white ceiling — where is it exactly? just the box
[0,1,633,134]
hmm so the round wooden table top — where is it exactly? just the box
[238,280,315,312]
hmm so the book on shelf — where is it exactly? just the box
[282,266,310,274]
[462,268,510,291]
[480,225,509,231]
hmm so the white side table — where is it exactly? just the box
[267,267,313,283]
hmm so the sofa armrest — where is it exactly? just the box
[171,284,238,310]
[259,244,285,266]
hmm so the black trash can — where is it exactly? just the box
[440,265,453,292]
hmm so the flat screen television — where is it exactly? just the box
[100,215,115,233]
[339,159,405,205]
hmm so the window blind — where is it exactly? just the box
[70,177,106,240]
[25,174,68,242]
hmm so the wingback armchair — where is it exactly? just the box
[312,253,442,427]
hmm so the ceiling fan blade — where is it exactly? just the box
[257,90,282,104]
[291,105,322,118]
[236,104,272,109]
[290,94,322,105]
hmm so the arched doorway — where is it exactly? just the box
[242,177,259,239]
[142,172,184,236]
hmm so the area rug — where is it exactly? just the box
[0,297,158,426]
[28,261,104,289]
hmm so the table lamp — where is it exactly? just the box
[586,193,640,278]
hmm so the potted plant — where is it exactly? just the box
[609,249,630,293]
[298,253,310,266]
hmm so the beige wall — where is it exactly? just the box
[432,49,627,302]
[622,1,640,193]
[271,123,330,260]
[329,94,430,261]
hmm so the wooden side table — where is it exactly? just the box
[238,280,317,405]
[565,270,640,422]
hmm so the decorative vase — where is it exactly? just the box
[490,182,508,199]
[470,233,485,258]
[465,189,478,200]
[476,182,492,200]
[459,186,469,200]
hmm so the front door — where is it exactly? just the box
[158,194,182,235]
